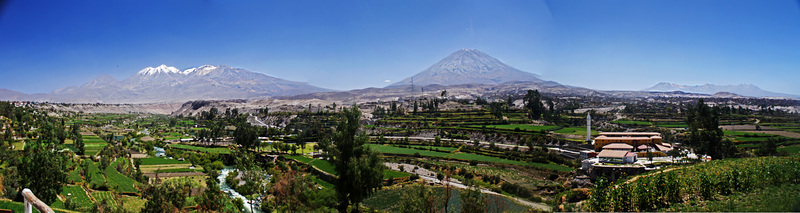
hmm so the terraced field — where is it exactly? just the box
[286,155,412,179]
[51,185,92,209]
[553,126,598,135]
[138,157,190,165]
[170,144,231,154]
[469,124,559,132]
[92,191,117,205]
[105,159,139,193]
[367,144,574,172]
[82,134,108,156]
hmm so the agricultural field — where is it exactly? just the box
[105,159,139,193]
[553,126,598,135]
[401,144,460,152]
[80,134,109,156]
[586,156,800,212]
[612,119,652,126]
[368,144,452,158]
[92,191,117,205]
[469,124,559,132]
[154,168,204,173]
[666,183,800,212]
[778,145,800,155]
[138,157,190,165]
[170,143,231,154]
[50,185,92,209]
[286,155,412,179]
[362,185,533,212]
[367,144,573,172]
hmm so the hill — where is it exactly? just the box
[388,49,547,87]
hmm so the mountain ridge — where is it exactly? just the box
[0,65,330,103]
[643,82,798,98]
[388,49,546,87]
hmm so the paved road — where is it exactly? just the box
[384,162,552,211]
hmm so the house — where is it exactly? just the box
[580,150,597,160]
[602,143,634,151]
[598,149,637,164]
[593,132,662,151]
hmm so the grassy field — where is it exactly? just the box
[553,126,598,135]
[120,196,146,212]
[286,155,413,179]
[92,191,117,206]
[80,134,108,155]
[105,159,139,193]
[87,161,106,188]
[368,144,573,172]
[384,170,412,179]
[654,122,689,128]
[449,152,573,172]
[401,145,460,152]
[368,144,452,158]
[50,185,93,209]
[154,168,204,173]
[138,157,190,165]
[68,164,82,183]
[779,145,800,155]
[285,155,336,175]
[468,124,559,132]
[310,175,334,188]
[170,144,231,154]
[612,119,652,125]
[11,141,24,150]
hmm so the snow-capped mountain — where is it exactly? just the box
[137,64,183,75]
[5,65,330,103]
[389,49,549,87]
[643,82,798,98]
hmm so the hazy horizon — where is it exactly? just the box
[1,0,799,95]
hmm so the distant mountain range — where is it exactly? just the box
[1,49,797,104]
[388,49,550,87]
[0,65,329,103]
[643,82,798,98]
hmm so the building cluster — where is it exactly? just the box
[581,132,676,169]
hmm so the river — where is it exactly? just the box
[218,167,265,213]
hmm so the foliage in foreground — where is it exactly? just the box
[587,156,800,212]
[325,105,385,212]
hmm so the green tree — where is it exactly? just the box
[524,90,545,120]
[685,99,736,160]
[17,142,68,204]
[756,137,778,156]
[488,102,506,119]
[234,122,259,151]
[331,105,385,213]
[400,184,441,213]
[460,182,487,213]
[70,124,85,155]
[142,179,191,213]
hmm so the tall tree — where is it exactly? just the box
[17,141,68,204]
[330,105,384,213]
[524,90,545,120]
[685,99,736,160]
[234,122,258,151]
[489,102,507,119]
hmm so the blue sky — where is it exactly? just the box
[1,0,799,95]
